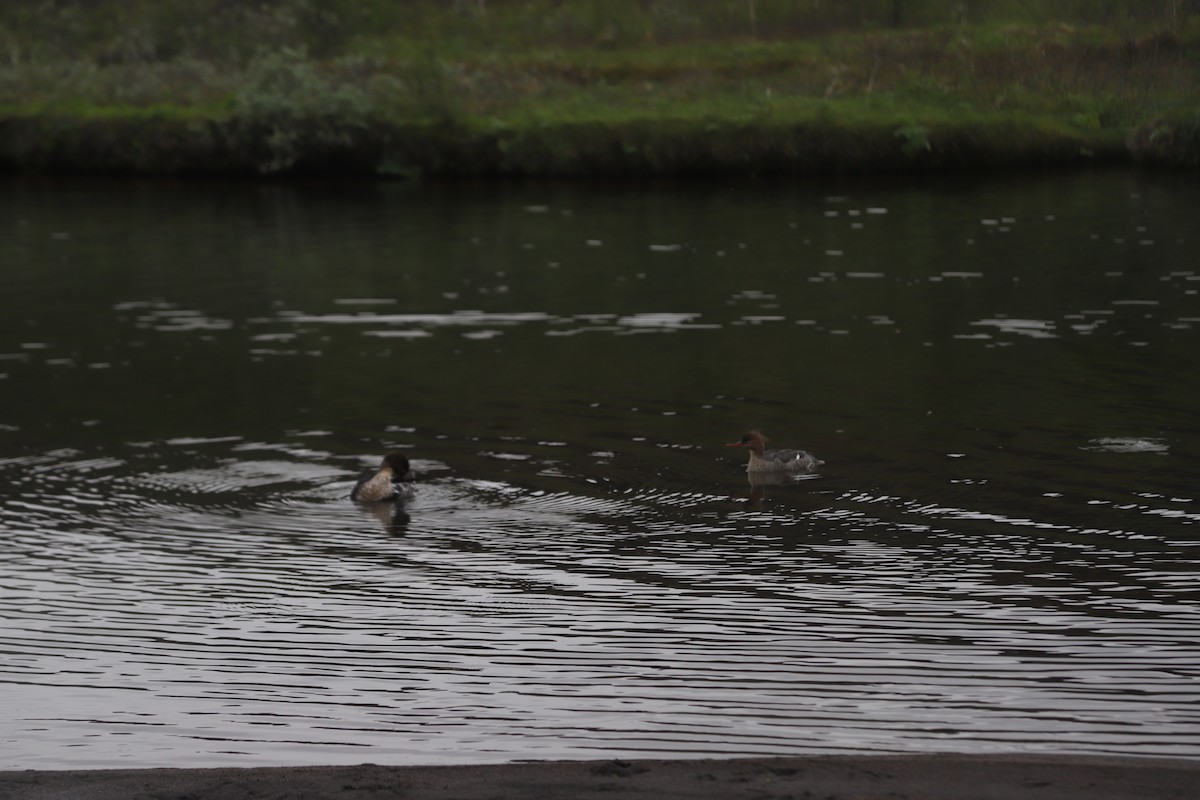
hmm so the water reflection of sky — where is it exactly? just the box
[1,171,1198,769]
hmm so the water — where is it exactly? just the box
[1,170,1198,770]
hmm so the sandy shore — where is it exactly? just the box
[2,754,1196,800]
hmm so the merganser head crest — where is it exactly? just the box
[726,430,767,448]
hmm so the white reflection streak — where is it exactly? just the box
[281,312,553,326]
[262,311,719,334]
[910,502,1070,531]
[970,319,1058,338]
[616,313,716,330]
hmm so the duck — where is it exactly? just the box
[726,430,823,474]
[350,452,416,502]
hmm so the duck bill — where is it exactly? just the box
[725,442,746,447]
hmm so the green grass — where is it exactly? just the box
[0,1,1197,174]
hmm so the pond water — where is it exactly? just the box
[1,169,1198,770]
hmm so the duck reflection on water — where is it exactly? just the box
[734,470,824,509]
[356,498,411,535]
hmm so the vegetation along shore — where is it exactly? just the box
[1,0,1198,176]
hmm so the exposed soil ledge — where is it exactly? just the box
[2,753,1197,800]
[0,113,1135,178]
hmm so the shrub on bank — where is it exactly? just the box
[1129,108,1200,167]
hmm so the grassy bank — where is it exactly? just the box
[1,1,1197,176]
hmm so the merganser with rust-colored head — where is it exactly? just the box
[726,430,823,474]
[350,452,416,502]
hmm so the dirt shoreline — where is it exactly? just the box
[2,754,1197,800]
[0,113,1138,177]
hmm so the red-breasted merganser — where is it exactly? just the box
[727,430,823,473]
[350,452,416,501]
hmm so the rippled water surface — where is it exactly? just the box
[2,171,1199,769]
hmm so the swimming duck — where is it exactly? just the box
[350,452,416,502]
[726,430,823,473]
